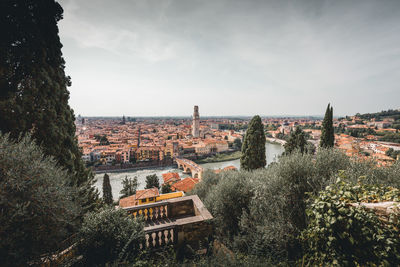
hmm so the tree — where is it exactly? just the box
[240,115,266,170]
[103,173,113,205]
[161,183,172,194]
[99,135,110,145]
[76,207,144,266]
[120,176,138,199]
[145,174,160,189]
[0,134,80,266]
[284,127,307,154]
[0,0,98,212]
[233,138,242,150]
[320,104,335,148]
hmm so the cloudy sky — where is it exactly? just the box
[58,0,400,117]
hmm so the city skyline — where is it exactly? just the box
[59,0,400,116]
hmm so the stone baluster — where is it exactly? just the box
[148,232,154,248]
[153,206,159,220]
[160,230,166,246]
[166,228,172,245]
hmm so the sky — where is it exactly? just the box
[58,0,400,117]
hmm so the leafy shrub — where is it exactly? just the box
[193,149,400,263]
[203,170,254,243]
[301,174,400,266]
[236,152,317,260]
[190,169,221,200]
[76,207,144,266]
[0,134,80,266]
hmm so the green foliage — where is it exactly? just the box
[195,149,354,262]
[0,134,80,266]
[357,109,400,120]
[102,173,113,205]
[76,207,144,266]
[240,115,266,170]
[195,151,241,164]
[386,148,400,160]
[120,176,138,199]
[189,170,221,200]
[320,104,334,148]
[301,174,400,266]
[145,174,160,189]
[284,127,308,154]
[0,0,98,213]
[379,132,400,144]
[99,135,110,145]
[161,183,172,194]
[233,138,242,150]
[203,171,254,243]
[344,127,376,138]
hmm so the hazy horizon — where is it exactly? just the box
[59,0,400,117]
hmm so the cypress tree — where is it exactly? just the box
[320,104,335,148]
[284,127,307,154]
[240,115,266,170]
[0,0,98,212]
[102,173,113,205]
[145,174,160,189]
[119,176,138,199]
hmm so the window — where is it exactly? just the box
[149,197,154,201]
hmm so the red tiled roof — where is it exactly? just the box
[223,165,237,171]
[119,195,137,208]
[135,188,159,200]
[162,172,181,184]
[119,188,160,208]
[171,177,199,193]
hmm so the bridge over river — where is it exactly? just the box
[175,158,203,180]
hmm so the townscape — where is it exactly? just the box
[2,0,400,266]
[78,106,400,169]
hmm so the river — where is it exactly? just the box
[94,142,284,200]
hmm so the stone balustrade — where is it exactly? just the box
[144,225,176,248]
[124,195,213,250]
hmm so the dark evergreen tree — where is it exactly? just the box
[284,127,307,154]
[102,173,113,205]
[320,104,335,148]
[0,134,80,265]
[240,115,266,170]
[161,183,172,194]
[233,137,242,150]
[119,176,138,199]
[77,208,144,266]
[0,0,98,212]
[145,174,160,189]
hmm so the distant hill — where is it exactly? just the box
[356,109,400,121]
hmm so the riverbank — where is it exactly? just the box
[94,164,175,174]
[92,160,174,174]
[266,137,287,146]
[194,151,242,164]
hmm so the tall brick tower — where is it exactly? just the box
[192,105,200,138]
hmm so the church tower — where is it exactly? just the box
[192,105,200,138]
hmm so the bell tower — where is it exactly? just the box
[192,105,200,138]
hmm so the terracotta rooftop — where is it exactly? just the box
[162,172,181,184]
[135,188,160,200]
[171,177,199,193]
[119,195,138,208]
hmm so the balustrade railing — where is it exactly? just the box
[125,201,169,222]
[124,195,212,250]
[143,226,176,248]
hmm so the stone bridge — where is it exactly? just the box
[176,158,203,180]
